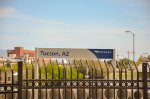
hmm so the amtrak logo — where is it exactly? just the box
[94,50,112,54]
[94,51,99,53]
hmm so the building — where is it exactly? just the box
[7,47,35,60]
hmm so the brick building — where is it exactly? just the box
[7,47,35,59]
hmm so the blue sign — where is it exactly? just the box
[88,49,113,59]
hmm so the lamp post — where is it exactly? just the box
[125,31,135,61]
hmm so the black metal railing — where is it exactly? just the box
[0,59,150,99]
[0,61,22,99]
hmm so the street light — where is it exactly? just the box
[125,31,135,61]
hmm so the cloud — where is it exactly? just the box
[0,7,16,18]
[13,14,71,26]
[0,7,71,26]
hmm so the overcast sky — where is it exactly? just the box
[0,0,150,60]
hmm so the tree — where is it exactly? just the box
[136,55,150,66]
[117,58,133,69]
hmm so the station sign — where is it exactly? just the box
[36,48,114,59]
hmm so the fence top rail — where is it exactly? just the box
[23,79,143,82]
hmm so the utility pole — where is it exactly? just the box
[128,51,130,60]
[117,52,119,60]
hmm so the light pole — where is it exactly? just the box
[125,31,135,61]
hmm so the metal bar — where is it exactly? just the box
[18,61,23,99]
[133,61,140,99]
[38,60,41,99]
[116,61,121,99]
[142,62,148,99]
[0,83,18,86]
[92,65,94,99]
[4,62,7,99]
[147,63,150,87]
[110,60,116,99]
[0,91,18,94]
[147,63,150,78]
[122,61,128,99]
[43,59,48,99]
[50,59,54,99]
[31,60,35,99]
[6,85,146,89]
[62,60,67,99]
[80,60,85,99]
[68,60,72,99]
[0,67,1,83]
[91,61,94,99]
[98,60,104,99]
[128,62,134,99]
[23,79,143,82]
[120,65,123,99]
[25,61,28,99]
[92,60,97,99]
[86,60,91,99]
[10,63,14,99]
[148,63,150,79]
[56,60,61,99]
[104,60,110,99]
[74,60,79,99]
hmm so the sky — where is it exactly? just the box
[0,0,150,60]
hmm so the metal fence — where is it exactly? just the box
[0,59,150,99]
